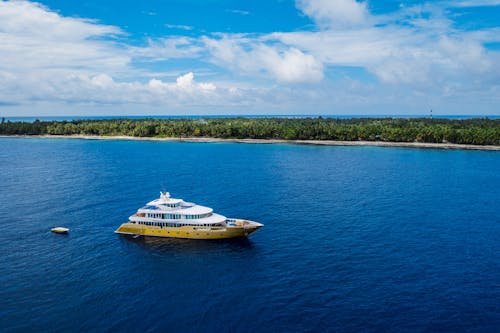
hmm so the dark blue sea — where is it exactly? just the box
[1,137,499,332]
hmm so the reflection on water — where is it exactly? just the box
[118,234,255,254]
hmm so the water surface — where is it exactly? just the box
[1,138,499,332]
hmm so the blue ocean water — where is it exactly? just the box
[0,138,499,332]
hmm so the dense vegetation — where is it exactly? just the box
[1,117,499,145]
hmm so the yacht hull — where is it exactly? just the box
[115,222,262,240]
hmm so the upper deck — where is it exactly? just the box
[131,192,225,224]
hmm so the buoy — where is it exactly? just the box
[51,227,69,234]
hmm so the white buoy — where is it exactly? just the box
[51,227,69,234]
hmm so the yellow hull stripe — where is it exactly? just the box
[115,223,260,239]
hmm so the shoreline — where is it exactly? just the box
[1,134,499,151]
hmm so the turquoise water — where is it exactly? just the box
[1,138,499,332]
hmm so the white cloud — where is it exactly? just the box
[91,74,114,88]
[151,72,216,92]
[0,0,499,115]
[226,9,250,16]
[0,1,129,79]
[130,37,204,61]
[445,0,500,8]
[267,0,499,89]
[0,1,222,108]
[203,35,323,83]
[266,48,324,83]
[297,0,370,28]
[0,1,120,40]
[165,24,194,31]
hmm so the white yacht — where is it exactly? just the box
[115,192,263,239]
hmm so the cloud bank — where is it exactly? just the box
[0,0,499,115]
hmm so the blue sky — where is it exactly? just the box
[0,0,499,115]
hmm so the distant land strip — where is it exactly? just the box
[1,117,499,149]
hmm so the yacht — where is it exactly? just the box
[115,192,263,239]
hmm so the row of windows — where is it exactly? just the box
[163,203,180,208]
[134,221,223,228]
[138,221,182,227]
[146,213,212,220]
[185,214,212,219]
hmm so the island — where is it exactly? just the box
[1,117,499,149]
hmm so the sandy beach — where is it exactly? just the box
[2,134,499,151]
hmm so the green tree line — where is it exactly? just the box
[1,117,499,145]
